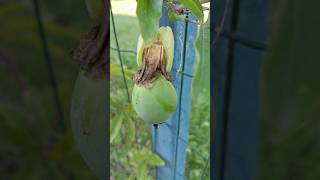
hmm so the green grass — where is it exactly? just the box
[110,14,139,70]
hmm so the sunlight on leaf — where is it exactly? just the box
[147,154,165,166]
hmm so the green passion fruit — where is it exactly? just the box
[132,26,177,124]
[132,75,177,124]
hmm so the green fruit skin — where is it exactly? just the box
[70,71,108,179]
[132,75,177,124]
[137,26,174,72]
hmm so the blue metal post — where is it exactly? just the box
[152,8,198,180]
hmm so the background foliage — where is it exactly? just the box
[0,0,97,179]
[258,0,320,179]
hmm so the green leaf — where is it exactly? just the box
[147,153,165,166]
[110,115,124,143]
[110,95,121,108]
[136,0,163,45]
[132,150,147,163]
[124,116,136,144]
[180,0,204,23]
[193,14,210,97]
[137,165,148,180]
[259,0,320,179]
[70,70,108,180]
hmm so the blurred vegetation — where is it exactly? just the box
[258,0,320,179]
[0,0,97,179]
[110,0,210,179]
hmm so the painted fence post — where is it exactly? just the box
[152,8,198,180]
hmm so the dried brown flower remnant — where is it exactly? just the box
[71,0,109,79]
[133,39,171,88]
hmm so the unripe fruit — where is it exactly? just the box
[132,75,177,124]
[70,71,107,179]
[133,26,177,124]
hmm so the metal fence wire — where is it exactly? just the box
[111,6,210,180]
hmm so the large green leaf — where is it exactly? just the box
[259,0,320,179]
[110,114,123,143]
[193,15,210,97]
[136,0,163,45]
[70,71,107,180]
[180,0,204,23]
[147,153,164,166]
[124,116,136,144]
